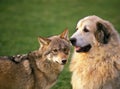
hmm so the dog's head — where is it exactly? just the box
[70,15,111,53]
[38,29,70,65]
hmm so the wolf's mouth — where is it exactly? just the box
[75,44,91,52]
[55,60,67,65]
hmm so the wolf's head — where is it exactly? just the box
[38,29,70,65]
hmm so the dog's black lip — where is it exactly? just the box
[75,44,91,53]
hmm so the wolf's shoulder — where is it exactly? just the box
[0,54,28,63]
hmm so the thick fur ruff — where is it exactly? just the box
[70,15,120,89]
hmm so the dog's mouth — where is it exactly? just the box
[75,44,91,52]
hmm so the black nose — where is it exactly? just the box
[70,38,76,46]
[62,60,67,64]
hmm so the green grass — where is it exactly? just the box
[0,0,120,89]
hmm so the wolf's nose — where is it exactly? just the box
[62,60,67,64]
[70,38,76,46]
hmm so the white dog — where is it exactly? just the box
[70,15,120,89]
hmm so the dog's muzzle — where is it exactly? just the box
[70,38,77,46]
[70,38,91,52]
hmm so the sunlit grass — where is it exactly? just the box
[0,0,120,89]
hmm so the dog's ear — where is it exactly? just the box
[59,29,69,40]
[95,22,110,44]
[38,36,51,47]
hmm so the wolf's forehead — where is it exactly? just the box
[50,39,69,48]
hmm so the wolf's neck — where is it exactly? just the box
[36,58,64,74]
[32,58,63,87]
[28,50,64,82]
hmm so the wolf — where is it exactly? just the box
[0,29,70,89]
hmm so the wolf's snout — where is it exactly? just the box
[62,59,67,64]
[70,38,76,46]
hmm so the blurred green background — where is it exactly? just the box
[0,0,120,89]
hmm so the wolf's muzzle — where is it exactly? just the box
[62,59,67,65]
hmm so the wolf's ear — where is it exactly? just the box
[38,36,51,47]
[59,29,69,40]
[95,22,110,44]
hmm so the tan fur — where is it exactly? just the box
[0,29,70,89]
[70,15,120,89]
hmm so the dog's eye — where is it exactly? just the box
[83,27,89,32]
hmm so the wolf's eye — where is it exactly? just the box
[83,27,89,32]
[52,49,58,54]
[63,48,67,52]
[63,48,69,54]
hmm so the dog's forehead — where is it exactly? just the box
[77,20,95,31]
[77,16,101,31]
